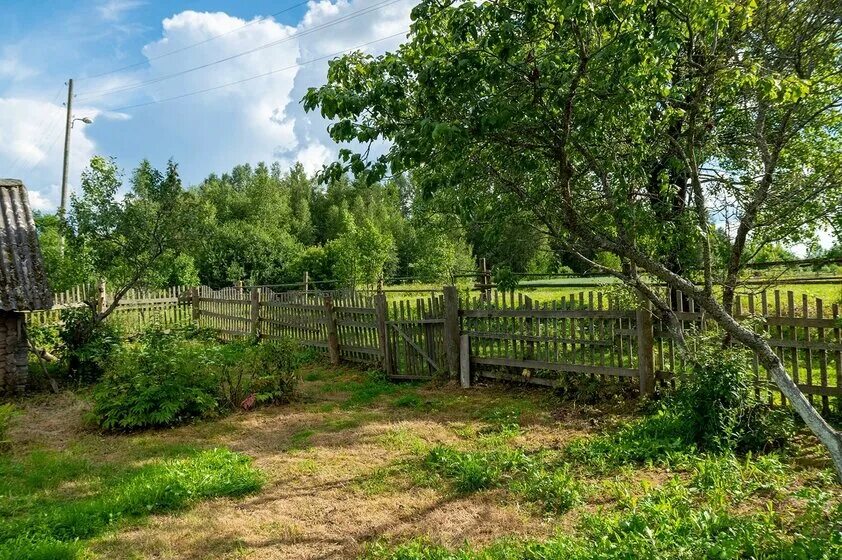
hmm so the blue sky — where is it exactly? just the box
[1,0,413,211]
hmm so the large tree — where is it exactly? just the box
[304,0,842,477]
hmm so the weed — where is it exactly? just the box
[334,370,402,408]
[423,445,581,512]
[288,429,316,450]
[362,479,842,559]
[509,466,581,513]
[0,404,16,446]
[564,410,695,471]
[393,394,423,408]
[674,335,795,453]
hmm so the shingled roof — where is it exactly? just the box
[0,179,53,311]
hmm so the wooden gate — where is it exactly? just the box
[384,294,447,380]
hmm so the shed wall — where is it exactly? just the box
[0,310,27,394]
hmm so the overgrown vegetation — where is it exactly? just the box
[362,478,841,559]
[565,340,795,471]
[0,447,262,560]
[59,307,121,384]
[92,325,308,430]
[424,446,581,513]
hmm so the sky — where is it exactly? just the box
[0,0,415,212]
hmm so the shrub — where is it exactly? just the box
[219,338,302,409]
[93,328,308,429]
[674,340,794,453]
[59,307,120,384]
[92,337,222,430]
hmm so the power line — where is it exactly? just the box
[107,30,408,112]
[78,0,312,81]
[77,0,404,100]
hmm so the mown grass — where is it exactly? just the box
[362,477,841,559]
[359,377,841,560]
[5,362,841,559]
[0,446,263,560]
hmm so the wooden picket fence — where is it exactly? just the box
[191,284,842,408]
[25,282,842,408]
[26,284,193,333]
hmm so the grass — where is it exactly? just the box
[0,441,262,560]
[380,277,842,306]
[4,362,841,558]
[422,445,582,513]
[361,478,842,559]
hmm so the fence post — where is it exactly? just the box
[524,295,535,360]
[324,294,340,366]
[374,292,392,375]
[96,278,107,315]
[460,333,471,388]
[443,285,460,378]
[636,299,655,396]
[479,258,491,302]
[250,287,260,339]
[191,287,200,321]
[303,271,309,293]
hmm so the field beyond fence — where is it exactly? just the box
[25,282,842,409]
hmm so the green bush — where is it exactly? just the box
[675,340,794,453]
[92,328,307,430]
[92,337,222,430]
[59,307,121,384]
[565,338,795,470]
[219,338,302,408]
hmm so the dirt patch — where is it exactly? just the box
[7,391,92,450]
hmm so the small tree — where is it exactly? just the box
[69,156,199,322]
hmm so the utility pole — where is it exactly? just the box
[60,78,73,220]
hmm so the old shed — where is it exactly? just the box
[0,179,53,394]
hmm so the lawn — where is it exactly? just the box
[3,363,841,559]
[378,277,842,306]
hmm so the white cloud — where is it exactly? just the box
[277,0,413,173]
[26,188,54,212]
[2,1,416,203]
[295,142,332,175]
[98,0,146,22]
[0,97,98,210]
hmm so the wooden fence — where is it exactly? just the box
[26,282,842,408]
[191,284,842,407]
[26,284,193,333]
